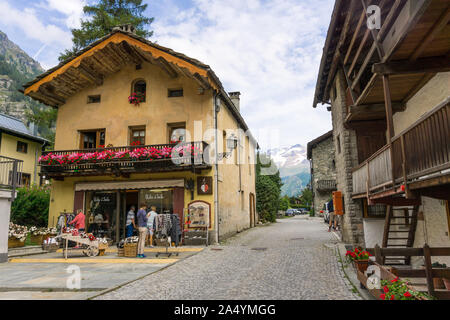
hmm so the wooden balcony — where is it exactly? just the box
[352,99,450,200]
[316,180,337,192]
[39,142,211,179]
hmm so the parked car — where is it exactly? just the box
[293,209,301,215]
[285,209,296,217]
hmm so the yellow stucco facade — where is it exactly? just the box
[0,132,43,186]
[47,56,256,243]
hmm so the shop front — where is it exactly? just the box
[73,179,186,243]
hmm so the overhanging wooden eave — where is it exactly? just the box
[23,32,220,99]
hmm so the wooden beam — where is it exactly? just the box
[381,0,433,63]
[119,42,143,65]
[409,5,450,61]
[193,73,211,90]
[323,0,358,101]
[351,43,376,91]
[156,57,178,78]
[382,75,395,140]
[78,63,104,86]
[423,244,435,297]
[343,8,366,65]
[373,56,450,75]
[349,102,406,114]
[355,73,377,106]
[361,0,385,58]
[371,197,422,206]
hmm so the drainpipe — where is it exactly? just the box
[213,92,220,244]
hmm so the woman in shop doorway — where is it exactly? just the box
[136,204,148,258]
[126,206,136,238]
[69,209,86,232]
[146,206,158,247]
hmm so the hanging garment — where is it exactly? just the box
[170,214,182,247]
[156,214,172,238]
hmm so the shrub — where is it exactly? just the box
[11,186,50,227]
[256,175,280,223]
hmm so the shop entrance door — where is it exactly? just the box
[119,191,139,240]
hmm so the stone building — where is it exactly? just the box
[312,0,450,263]
[307,131,337,216]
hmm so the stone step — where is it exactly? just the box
[8,245,48,258]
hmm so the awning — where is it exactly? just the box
[75,179,185,191]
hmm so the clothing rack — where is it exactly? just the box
[155,213,180,258]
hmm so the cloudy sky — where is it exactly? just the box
[0,0,333,150]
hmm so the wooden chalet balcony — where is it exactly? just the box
[39,142,211,178]
[352,99,450,199]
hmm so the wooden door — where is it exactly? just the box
[73,191,84,213]
[173,187,185,230]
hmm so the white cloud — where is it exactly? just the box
[0,1,72,48]
[150,0,334,148]
[44,0,86,29]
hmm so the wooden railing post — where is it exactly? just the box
[423,244,435,297]
[375,244,383,265]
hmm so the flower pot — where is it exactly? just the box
[30,234,44,245]
[355,260,370,273]
[443,278,450,291]
[433,277,446,290]
[8,237,25,248]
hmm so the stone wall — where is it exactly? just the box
[330,69,365,246]
[311,135,335,214]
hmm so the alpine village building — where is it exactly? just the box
[313,0,450,268]
[307,130,337,216]
[0,113,48,187]
[22,25,258,244]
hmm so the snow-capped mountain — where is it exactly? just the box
[266,144,309,177]
[265,144,310,197]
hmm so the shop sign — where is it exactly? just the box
[197,176,213,195]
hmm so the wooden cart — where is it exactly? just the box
[60,234,108,259]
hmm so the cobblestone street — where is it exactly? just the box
[95,216,361,300]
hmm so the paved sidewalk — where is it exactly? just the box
[95,216,362,300]
[0,246,203,300]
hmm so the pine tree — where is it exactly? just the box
[59,0,154,61]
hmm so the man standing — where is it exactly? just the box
[126,206,136,238]
[136,204,148,258]
[146,206,158,247]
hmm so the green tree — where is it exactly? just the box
[279,196,290,211]
[255,152,282,222]
[59,0,154,61]
[25,108,57,149]
[299,188,313,211]
[11,186,50,227]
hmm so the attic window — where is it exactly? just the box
[17,141,28,154]
[88,95,101,104]
[136,64,142,70]
[168,89,183,98]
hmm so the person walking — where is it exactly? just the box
[146,206,158,247]
[126,206,137,238]
[136,204,148,258]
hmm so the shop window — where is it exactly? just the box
[130,126,146,146]
[87,95,101,104]
[168,123,186,143]
[17,141,28,154]
[140,189,173,214]
[168,88,183,98]
[132,79,146,102]
[79,129,105,149]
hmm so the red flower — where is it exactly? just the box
[390,295,395,300]
[380,294,386,300]
[404,291,412,298]
[391,277,399,283]
[383,286,389,293]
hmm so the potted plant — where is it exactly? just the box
[380,277,431,300]
[8,223,28,248]
[345,247,372,273]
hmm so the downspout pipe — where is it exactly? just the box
[213,92,220,244]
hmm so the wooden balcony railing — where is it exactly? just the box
[39,141,211,178]
[316,180,337,191]
[353,98,450,197]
